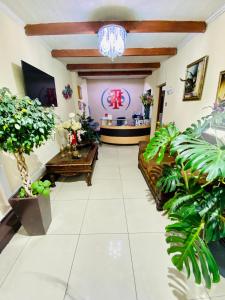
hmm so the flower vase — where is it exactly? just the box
[144,105,150,120]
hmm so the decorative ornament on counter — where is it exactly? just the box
[62,84,73,99]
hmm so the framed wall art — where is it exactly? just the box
[216,70,225,103]
[182,56,208,101]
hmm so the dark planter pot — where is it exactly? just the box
[209,239,225,278]
[9,194,52,236]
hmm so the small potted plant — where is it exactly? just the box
[0,88,55,235]
[140,89,154,119]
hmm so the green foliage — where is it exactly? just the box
[166,218,220,288]
[19,180,51,198]
[0,88,55,154]
[171,134,225,182]
[144,122,179,164]
[145,107,225,288]
[77,112,99,143]
[156,165,183,193]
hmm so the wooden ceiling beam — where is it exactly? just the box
[67,62,160,70]
[25,20,206,36]
[78,70,152,77]
[52,48,177,58]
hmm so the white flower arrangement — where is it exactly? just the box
[57,113,85,143]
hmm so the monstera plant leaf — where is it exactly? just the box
[166,218,220,288]
[144,123,179,164]
[196,186,225,242]
[156,165,183,193]
[171,134,225,182]
[184,117,210,138]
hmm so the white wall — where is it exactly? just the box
[145,12,225,133]
[0,7,78,205]
[87,78,144,123]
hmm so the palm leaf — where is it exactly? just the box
[144,123,179,164]
[171,135,225,181]
[166,220,220,288]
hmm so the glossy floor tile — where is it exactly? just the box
[0,235,78,300]
[81,199,127,234]
[125,198,170,233]
[89,179,123,199]
[56,180,91,200]
[65,234,136,300]
[207,275,225,298]
[0,235,28,285]
[48,200,87,234]
[1,145,223,300]
[130,233,209,300]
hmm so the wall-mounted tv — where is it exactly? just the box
[21,60,58,107]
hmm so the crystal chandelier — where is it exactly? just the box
[98,24,127,61]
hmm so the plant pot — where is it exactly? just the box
[9,194,52,236]
[209,239,225,278]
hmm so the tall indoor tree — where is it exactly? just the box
[0,87,55,196]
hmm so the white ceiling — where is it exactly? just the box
[1,0,225,77]
[1,0,225,23]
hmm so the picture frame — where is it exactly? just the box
[77,85,82,99]
[183,56,208,101]
[216,70,225,103]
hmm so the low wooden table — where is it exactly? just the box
[45,144,98,186]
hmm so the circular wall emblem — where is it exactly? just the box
[101,88,131,110]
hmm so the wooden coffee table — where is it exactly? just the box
[45,144,98,186]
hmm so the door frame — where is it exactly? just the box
[156,83,166,125]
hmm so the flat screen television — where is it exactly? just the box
[21,60,58,107]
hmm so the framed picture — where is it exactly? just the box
[216,70,225,103]
[183,56,208,101]
[77,85,82,99]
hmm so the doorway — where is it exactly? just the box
[157,83,166,126]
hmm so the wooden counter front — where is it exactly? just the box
[100,125,150,145]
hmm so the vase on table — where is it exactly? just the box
[144,104,150,120]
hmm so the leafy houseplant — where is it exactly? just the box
[140,89,154,119]
[144,104,225,288]
[0,87,55,234]
[77,111,100,144]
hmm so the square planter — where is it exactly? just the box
[9,194,52,236]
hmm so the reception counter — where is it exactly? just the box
[100,125,150,145]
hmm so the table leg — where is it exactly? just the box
[49,174,56,187]
[86,172,92,186]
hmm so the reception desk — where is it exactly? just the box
[100,125,150,145]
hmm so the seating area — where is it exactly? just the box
[0,1,225,300]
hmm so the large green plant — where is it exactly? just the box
[144,105,225,288]
[0,88,55,197]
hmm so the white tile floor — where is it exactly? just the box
[0,144,225,300]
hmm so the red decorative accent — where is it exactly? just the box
[109,89,123,109]
[71,132,77,145]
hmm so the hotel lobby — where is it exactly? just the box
[0,1,225,300]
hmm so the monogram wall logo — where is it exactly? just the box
[101,88,131,110]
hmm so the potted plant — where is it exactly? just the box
[77,111,100,146]
[144,103,225,288]
[140,89,154,119]
[0,88,55,235]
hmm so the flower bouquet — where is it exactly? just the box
[140,90,154,119]
[57,113,85,158]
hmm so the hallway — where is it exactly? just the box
[0,145,224,300]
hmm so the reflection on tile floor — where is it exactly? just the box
[1,144,223,300]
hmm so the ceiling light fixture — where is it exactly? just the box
[98,24,127,61]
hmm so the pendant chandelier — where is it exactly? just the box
[98,24,127,61]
